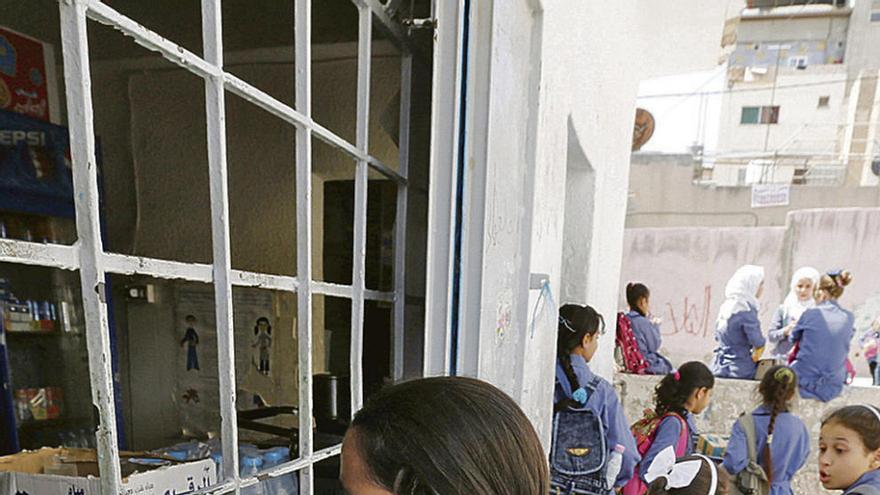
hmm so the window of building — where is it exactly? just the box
[818,96,830,108]
[871,0,880,21]
[741,106,779,124]
[788,56,808,69]
[741,106,760,124]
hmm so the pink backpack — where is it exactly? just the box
[622,410,689,495]
[615,313,649,374]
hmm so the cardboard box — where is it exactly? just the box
[0,448,217,495]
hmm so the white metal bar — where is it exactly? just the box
[225,73,405,185]
[85,0,220,80]
[58,2,123,493]
[191,444,343,495]
[201,0,241,488]
[229,270,299,293]
[0,239,79,271]
[364,289,394,302]
[423,0,466,376]
[392,54,412,381]
[312,281,354,299]
[350,3,372,415]
[85,0,405,187]
[295,0,315,492]
[102,252,213,283]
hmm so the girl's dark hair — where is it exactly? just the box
[556,304,605,411]
[822,404,880,452]
[646,455,730,495]
[349,376,549,494]
[626,282,651,316]
[756,366,797,483]
[655,361,715,416]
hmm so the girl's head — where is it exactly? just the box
[758,365,797,408]
[626,282,651,316]
[819,405,880,491]
[815,270,853,301]
[646,455,729,495]
[757,366,798,483]
[557,304,605,362]
[790,266,820,302]
[725,265,765,302]
[342,376,549,495]
[655,361,715,416]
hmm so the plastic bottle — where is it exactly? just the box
[240,455,264,495]
[261,448,297,495]
[605,444,625,492]
[211,452,223,480]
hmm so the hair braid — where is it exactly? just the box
[555,353,582,412]
[758,365,798,484]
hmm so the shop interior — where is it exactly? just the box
[0,1,432,493]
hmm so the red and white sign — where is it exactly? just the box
[0,27,56,122]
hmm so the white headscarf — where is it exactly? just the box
[781,266,820,322]
[716,265,765,332]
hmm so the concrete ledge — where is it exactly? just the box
[615,373,880,494]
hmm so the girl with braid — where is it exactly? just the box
[722,365,810,495]
[553,303,640,489]
[637,362,715,487]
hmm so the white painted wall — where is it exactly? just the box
[717,66,849,156]
[843,0,880,82]
[453,0,753,442]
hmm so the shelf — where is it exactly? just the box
[17,417,91,430]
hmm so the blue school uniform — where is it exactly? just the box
[790,301,854,402]
[638,411,698,482]
[722,406,810,495]
[555,354,641,487]
[712,306,765,379]
[768,306,796,360]
[845,469,880,494]
[627,311,673,375]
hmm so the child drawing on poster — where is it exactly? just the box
[253,317,272,376]
[181,314,200,371]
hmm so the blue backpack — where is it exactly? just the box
[550,372,611,495]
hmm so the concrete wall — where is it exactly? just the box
[620,208,880,377]
[617,373,880,494]
[626,153,880,228]
[620,225,787,365]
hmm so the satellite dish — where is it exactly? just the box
[632,108,655,151]
[872,157,880,177]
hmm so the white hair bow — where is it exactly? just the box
[644,447,718,494]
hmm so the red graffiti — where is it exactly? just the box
[664,285,713,338]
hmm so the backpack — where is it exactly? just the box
[621,410,689,495]
[550,375,613,495]
[729,413,770,495]
[615,312,649,375]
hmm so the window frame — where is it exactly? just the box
[0,0,415,493]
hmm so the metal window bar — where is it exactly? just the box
[350,2,372,415]
[0,0,421,493]
[58,3,122,495]
[393,54,412,381]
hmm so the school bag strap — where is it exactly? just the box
[849,487,880,495]
[740,413,759,466]
[669,413,689,456]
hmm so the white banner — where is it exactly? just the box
[751,183,790,208]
